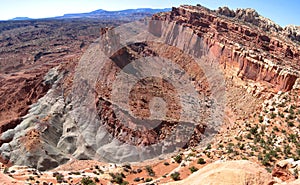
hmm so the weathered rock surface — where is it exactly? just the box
[217,6,282,32]
[283,25,300,42]
[272,158,300,182]
[163,160,273,185]
[0,19,119,151]
[155,5,300,92]
[217,6,300,43]
[0,172,22,185]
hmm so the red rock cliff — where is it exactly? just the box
[152,5,300,92]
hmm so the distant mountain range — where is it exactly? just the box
[9,17,33,21]
[8,8,171,21]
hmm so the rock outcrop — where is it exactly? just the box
[155,5,300,92]
[163,160,273,185]
[217,6,282,32]
[283,25,300,42]
[272,158,300,182]
[217,6,300,43]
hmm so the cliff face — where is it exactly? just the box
[154,6,300,92]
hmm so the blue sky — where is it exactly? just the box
[0,0,298,26]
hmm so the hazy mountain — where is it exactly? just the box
[55,8,171,20]
[10,17,33,21]
[6,8,171,21]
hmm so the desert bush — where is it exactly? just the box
[145,178,152,182]
[288,121,295,127]
[170,172,180,181]
[197,158,206,164]
[189,166,198,173]
[173,155,182,163]
[94,177,100,183]
[81,177,96,185]
[56,174,64,183]
[145,165,155,176]
[110,173,128,185]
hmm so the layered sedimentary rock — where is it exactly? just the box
[0,5,299,171]
[217,6,282,32]
[154,5,300,92]
[217,6,300,43]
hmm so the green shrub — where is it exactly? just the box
[197,158,206,164]
[189,166,198,173]
[109,172,126,184]
[170,172,180,181]
[81,177,96,185]
[250,125,258,135]
[278,112,285,118]
[273,126,279,132]
[145,165,155,177]
[94,177,100,183]
[173,155,182,163]
[258,153,263,161]
[206,144,212,150]
[288,122,295,127]
[270,112,276,119]
[29,176,35,181]
[133,177,140,182]
[3,167,8,174]
[145,178,153,182]
[56,174,64,183]
[259,116,263,123]
[164,162,170,166]
[293,168,299,178]
[266,167,272,173]
[289,108,295,114]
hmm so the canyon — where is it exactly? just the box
[0,4,299,185]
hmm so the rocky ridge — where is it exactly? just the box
[154,5,300,92]
[217,6,300,43]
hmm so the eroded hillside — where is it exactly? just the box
[0,4,299,185]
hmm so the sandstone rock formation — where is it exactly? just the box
[163,160,273,185]
[283,25,300,42]
[155,5,300,92]
[217,6,300,43]
[217,6,282,32]
[0,172,22,185]
[272,158,300,182]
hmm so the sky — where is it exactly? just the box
[0,0,299,26]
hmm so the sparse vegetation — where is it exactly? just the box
[173,154,182,163]
[197,158,206,164]
[145,178,153,182]
[189,166,199,173]
[29,176,35,181]
[145,165,155,177]
[109,172,128,185]
[55,174,64,183]
[81,177,96,185]
[3,167,8,174]
[170,172,180,181]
